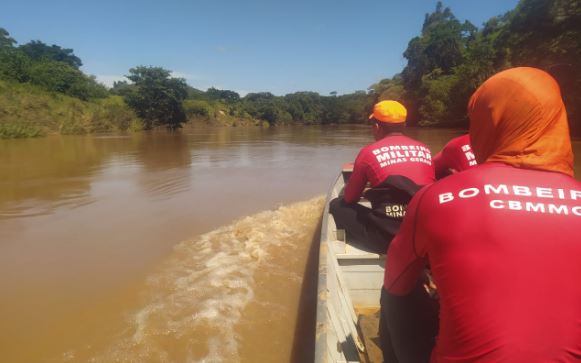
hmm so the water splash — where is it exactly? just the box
[88,196,324,363]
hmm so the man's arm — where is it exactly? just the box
[385,187,429,295]
[343,152,368,204]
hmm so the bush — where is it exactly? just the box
[0,123,44,138]
[184,99,211,118]
[0,80,141,138]
[418,70,459,126]
[91,96,140,132]
[0,48,31,82]
[28,60,107,100]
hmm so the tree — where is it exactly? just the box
[0,49,31,82]
[110,80,136,98]
[27,60,106,99]
[369,76,404,102]
[206,87,240,102]
[493,0,581,135]
[124,66,188,129]
[0,28,28,82]
[399,2,478,126]
[0,28,16,49]
[19,40,82,68]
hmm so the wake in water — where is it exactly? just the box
[88,196,324,363]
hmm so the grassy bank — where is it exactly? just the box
[0,80,142,139]
[183,99,268,127]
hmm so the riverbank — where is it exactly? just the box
[0,80,142,138]
[0,80,299,139]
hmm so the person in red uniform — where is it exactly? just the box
[330,100,435,254]
[380,67,581,362]
[433,134,476,179]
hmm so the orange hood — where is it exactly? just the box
[468,67,574,177]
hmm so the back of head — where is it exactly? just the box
[468,67,574,177]
[370,100,407,135]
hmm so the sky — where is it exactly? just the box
[1,0,519,96]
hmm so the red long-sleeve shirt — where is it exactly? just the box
[385,163,581,362]
[433,134,476,178]
[343,135,435,203]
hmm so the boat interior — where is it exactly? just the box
[315,169,386,363]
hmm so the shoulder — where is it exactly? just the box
[411,164,490,211]
[354,143,377,166]
[399,135,433,152]
[447,134,470,148]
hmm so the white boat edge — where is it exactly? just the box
[314,172,386,363]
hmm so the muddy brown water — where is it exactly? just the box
[1,126,579,363]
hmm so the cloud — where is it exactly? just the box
[95,75,127,88]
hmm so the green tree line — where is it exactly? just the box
[0,31,107,100]
[379,0,581,136]
[0,28,140,138]
[110,73,375,128]
[0,25,375,135]
[2,0,580,137]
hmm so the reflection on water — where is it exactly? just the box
[0,126,579,363]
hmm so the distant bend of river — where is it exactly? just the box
[0,125,579,363]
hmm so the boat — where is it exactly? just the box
[314,167,386,363]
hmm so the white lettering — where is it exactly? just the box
[572,207,581,216]
[439,193,454,204]
[490,200,504,209]
[548,204,569,215]
[376,153,390,162]
[459,188,479,199]
[525,202,545,213]
[484,184,509,195]
[571,190,581,200]
[513,185,532,196]
[508,201,522,210]
[536,187,554,198]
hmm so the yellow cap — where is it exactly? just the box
[369,100,407,123]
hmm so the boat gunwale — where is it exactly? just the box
[314,173,342,363]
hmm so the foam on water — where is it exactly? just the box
[87,196,324,363]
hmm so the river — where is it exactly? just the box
[1,126,579,363]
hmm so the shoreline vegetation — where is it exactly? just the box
[1,0,579,139]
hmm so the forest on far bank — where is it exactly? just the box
[1,0,579,138]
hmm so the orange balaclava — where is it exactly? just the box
[468,67,574,177]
